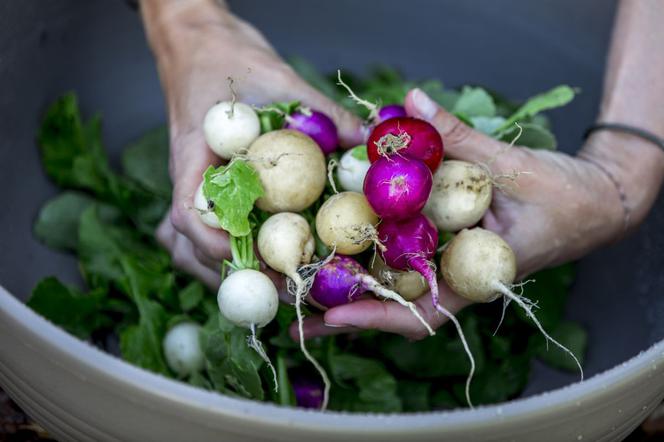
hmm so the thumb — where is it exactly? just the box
[405,88,504,164]
[298,83,366,148]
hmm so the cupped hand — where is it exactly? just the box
[295,87,624,341]
[144,4,364,288]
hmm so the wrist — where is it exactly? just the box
[580,130,664,234]
[140,0,233,54]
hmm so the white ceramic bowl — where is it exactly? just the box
[1,286,663,441]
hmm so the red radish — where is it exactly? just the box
[285,109,339,155]
[309,255,434,335]
[377,213,476,407]
[367,117,444,172]
[363,156,432,220]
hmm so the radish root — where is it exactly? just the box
[410,258,475,408]
[358,274,435,336]
[493,281,584,380]
[248,323,278,392]
[327,158,339,194]
[336,70,379,121]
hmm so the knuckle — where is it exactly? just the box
[169,205,188,233]
[440,115,473,147]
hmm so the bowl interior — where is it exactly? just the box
[0,0,662,401]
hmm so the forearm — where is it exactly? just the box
[581,0,664,232]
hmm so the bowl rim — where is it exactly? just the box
[2,283,663,432]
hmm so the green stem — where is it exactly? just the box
[228,234,260,271]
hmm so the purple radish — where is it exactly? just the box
[309,255,434,335]
[363,156,432,220]
[376,104,407,123]
[336,70,407,125]
[292,377,325,409]
[285,109,339,155]
[377,213,476,408]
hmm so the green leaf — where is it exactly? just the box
[498,85,576,131]
[379,314,485,378]
[256,101,301,133]
[397,381,430,412]
[500,123,557,150]
[430,389,459,410]
[471,116,506,136]
[328,352,402,412]
[178,281,205,312]
[119,299,169,376]
[276,353,296,406]
[28,277,111,339]
[202,160,264,237]
[122,126,172,198]
[34,191,120,251]
[535,321,587,372]
[350,144,368,161]
[452,86,496,117]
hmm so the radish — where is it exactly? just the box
[246,129,326,213]
[203,101,260,159]
[217,267,279,390]
[337,146,371,193]
[367,117,444,172]
[162,322,205,377]
[336,70,406,124]
[424,160,493,232]
[193,181,220,229]
[292,377,324,409]
[309,255,434,335]
[377,104,407,123]
[315,191,379,255]
[285,109,339,155]
[363,156,432,220]
[256,212,331,410]
[369,254,428,302]
[441,228,584,377]
[377,213,475,407]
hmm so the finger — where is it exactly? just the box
[404,88,507,164]
[288,314,360,341]
[297,83,366,148]
[169,133,231,261]
[324,281,472,340]
[170,232,221,290]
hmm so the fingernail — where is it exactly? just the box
[411,88,437,120]
[324,322,349,328]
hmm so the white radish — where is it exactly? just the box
[217,268,279,389]
[257,212,331,410]
[247,129,326,213]
[315,192,379,255]
[424,160,492,232]
[203,101,260,159]
[369,254,429,301]
[163,322,205,377]
[441,228,584,379]
[337,146,371,193]
[194,181,221,228]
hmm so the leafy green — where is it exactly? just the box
[453,86,496,118]
[256,101,301,133]
[350,144,368,161]
[34,191,120,251]
[497,85,576,132]
[122,126,171,198]
[202,161,264,237]
[500,123,557,149]
[28,277,111,339]
[178,281,205,312]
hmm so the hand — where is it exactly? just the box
[141,2,364,288]
[296,87,625,341]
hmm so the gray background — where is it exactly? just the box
[0,0,662,397]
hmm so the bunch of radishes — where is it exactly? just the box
[163,78,582,411]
